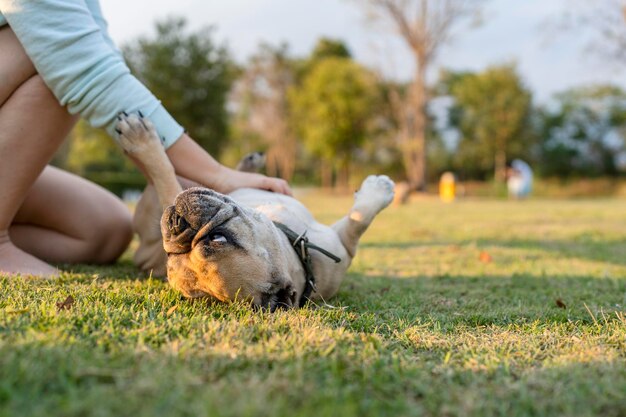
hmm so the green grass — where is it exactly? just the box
[2,194,626,417]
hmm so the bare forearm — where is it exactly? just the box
[165,133,222,188]
[165,133,292,196]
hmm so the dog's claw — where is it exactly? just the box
[138,110,144,118]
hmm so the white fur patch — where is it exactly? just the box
[354,175,395,216]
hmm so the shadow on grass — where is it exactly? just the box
[326,271,626,332]
[52,258,160,281]
[361,237,626,267]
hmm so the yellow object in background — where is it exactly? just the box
[439,172,456,202]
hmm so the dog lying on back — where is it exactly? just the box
[117,113,394,310]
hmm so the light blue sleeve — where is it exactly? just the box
[0,0,184,148]
[83,0,122,59]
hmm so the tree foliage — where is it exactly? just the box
[353,0,486,190]
[290,58,378,187]
[310,38,352,61]
[536,85,626,177]
[61,120,144,195]
[230,43,298,180]
[123,17,233,156]
[444,64,532,181]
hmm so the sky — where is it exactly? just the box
[101,0,626,102]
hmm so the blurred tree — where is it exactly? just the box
[353,0,485,190]
[231,43,297,180]
[444,65,532,182]
[123,17,233,156]
[310,38,352,61]
[290,58,378,189]
[62,120,144,195]
[536,85,626,177]
[557,0,626,64]
[292,38,353,85]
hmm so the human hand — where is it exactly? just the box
[212,165,292,196]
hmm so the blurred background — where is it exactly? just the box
[51,0,626,198]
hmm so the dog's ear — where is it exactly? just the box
[161,205,196,254]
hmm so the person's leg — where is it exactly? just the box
[0,27,35,106]
[0,26,132,276]
[10,166,133,264]
[0,71,78,276]
[0,26,68,276]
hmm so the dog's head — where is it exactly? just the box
[161,188,297,310]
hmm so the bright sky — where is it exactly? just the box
[101,0,626,102]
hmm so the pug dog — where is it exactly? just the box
[116,113,394,310]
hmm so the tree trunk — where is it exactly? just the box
[267,134,296,181]
[494,149,507,183]
[336,158,351,192]
[280,141,296,181]
[403,59,428,191]
[266,150,279,178]
[321,160,333,189]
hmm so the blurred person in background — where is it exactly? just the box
[507,159,533,199]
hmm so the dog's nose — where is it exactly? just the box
[274,283,296,310]
[259,283,296,312]
[162,206,196,254]
[166,210,189,236]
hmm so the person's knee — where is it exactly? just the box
[0,27,37,105]
[82,202,133,265]
[19,75,55,102]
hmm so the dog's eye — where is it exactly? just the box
[210,233,228,243]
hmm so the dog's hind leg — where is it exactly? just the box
[331,175,394,258]
[116,113,182,209]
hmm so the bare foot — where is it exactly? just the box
[0,233,58,278]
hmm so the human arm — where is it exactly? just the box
[165,134,291,195]
[0,0,183,146]
[1,0,291,195]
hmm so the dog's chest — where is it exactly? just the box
[229,189,315,228]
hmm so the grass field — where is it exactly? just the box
[1,193,626,417]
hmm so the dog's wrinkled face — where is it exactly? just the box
[161,188,297,310]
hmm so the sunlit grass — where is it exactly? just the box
[1,193,625,416]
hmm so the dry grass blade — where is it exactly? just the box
[583,302,599,326]
[166,305,179,316]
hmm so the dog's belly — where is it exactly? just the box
[228,188,318,231]
[229,188,350,299]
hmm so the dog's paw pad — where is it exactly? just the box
[355,175,395,212]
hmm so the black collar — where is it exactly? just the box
[273,222,341,307]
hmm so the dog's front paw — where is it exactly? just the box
[354,175,395,213]
[115,112,161,156]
